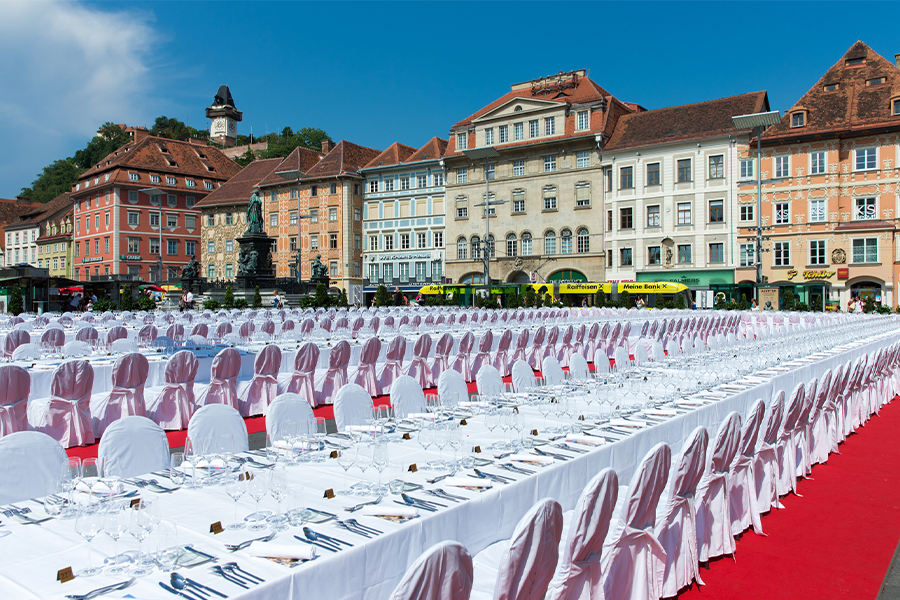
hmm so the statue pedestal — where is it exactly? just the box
[235,233,276,290]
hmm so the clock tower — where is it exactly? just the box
[205,84,242,148]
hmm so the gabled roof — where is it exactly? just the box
[364,142,418,169]
[443,70,633,158]
[304,140,382,180]
[77,135,242,182]
[0,198,45,249]
[195,158,282,208]
[256,146,324,188]
[604,91,770,151]
[404,137,448,164]
[5,193,73,231]
[763,41,900,143]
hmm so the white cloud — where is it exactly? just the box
[0,1,158,196]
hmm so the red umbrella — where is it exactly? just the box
[59,287,83,294]
[140,285,164,292]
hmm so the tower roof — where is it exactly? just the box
[213,85,236,108]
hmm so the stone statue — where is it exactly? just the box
[237,247,255,276]
[182,255,200,279]
[665,246,673,265]
[245,190,265,235]
[310,254,328,281]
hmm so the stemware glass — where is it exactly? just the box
[335,449,355,496]
[223,472,245,530]
[127,503,154,577]
[416,424,433,451]
[169,452,185,487]
[267,464,289,531]
[75,509,104,577]
[246,474,270,531]
[103,502,132,574]
[371,442,389,495]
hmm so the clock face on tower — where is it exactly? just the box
[212,118,227,134]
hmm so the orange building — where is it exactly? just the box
[256,140,380,301]
[736,41,900,310]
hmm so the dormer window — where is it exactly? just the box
[893,99,900,116]
[846,57,865,66]
[867,77,886,86]
[791,111,806,128]
[456,132,467,150]
[165,158,177,167]
[167,177,176,186]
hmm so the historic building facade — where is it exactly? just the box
[36,208,74,279]
[3,194,68,268]
[360,137,448,299]
[195,158,282,280]
[601,91,770,301]
[736,41,900,309]
[70,132,241,282]
[442,70,632,286]
[256,140,380,302]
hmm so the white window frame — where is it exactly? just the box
[576,151,590,169]
[513,160,525,177]
[809,198,826,222]
[852,237,878,263]
[775,155,790,179]
[456,132,467,150]
[514,122,524,141]
[855,147,877,171]
[484,128,494,146]
[544,117,555,136]
[576,110,589,131]
[739,205,754,222]
[809,239,826,265]
[543,156,557,173]
[854,197,876,220]
[775,202,790,224]
[773,241,791,266]
[810,151,826,175]
[739,159,754,180]
[739,243,755,267]
[456,168,467,184]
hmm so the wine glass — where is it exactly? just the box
[223,472,245,530]
[103,501,132,574]
[127,503,154,577]
[246,473,269,531]
[416,423,433,451]
[267,464,289,531]
[372,442,389,495]
[169,452,185,487]
[75,509,104,577]
[335,449,354,496]
[60,457,82,519]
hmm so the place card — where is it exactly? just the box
[239,472,254,482]
[474,446,482,453]
[402,433,411,440]
[57,567,74,583]
[209,521,223,534]
[130,498,141,508]
[330,450,339,459]
[408,464,418,473]
[323,489,335,499]
[459,419,467,426]
[531,429,539,436]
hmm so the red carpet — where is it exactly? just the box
[678,398,900,600]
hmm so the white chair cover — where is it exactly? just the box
[476,365,504,397]
[391,375,427,419]
[98,416,169,478]
[62,341,92,358]
[240,344,282,417]
[333,384,374,431]
[777,383,806,497]
[318,340,351,406]
[12,343,41,361]
[266,393,316,437]
[511,360,536,392]
[541,357,565,386]
[286,342,320,408]
[655,426,708,598]
[729,399,766,536]
[471,498,563,600]
[187,404,249,454]
[546,468,618,600]
[353,337,382,397]
[602,443,671,600]
[147,350,199,430]
[389,540,474,600]
[201,348,241,409]
[0,431,67,504]
[454,332,476,382]
[694,411,742,562]
[111,338,138,353]
[407,334,435,389]
[569,355,590,380]
[380,336,408,394]
[90,352,149,437]
[437,370,468,408]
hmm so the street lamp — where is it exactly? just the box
[139,188,166,282]
[731,111,781,299]
[462,147,502,287]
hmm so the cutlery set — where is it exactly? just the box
[294,527,354,552]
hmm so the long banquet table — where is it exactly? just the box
[0,330,894,600]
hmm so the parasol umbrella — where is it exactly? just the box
[59,287,83,294]
[139,285,164,292]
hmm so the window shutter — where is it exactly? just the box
[575,185,590,202]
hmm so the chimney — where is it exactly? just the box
[133,128,149,143]
[320,139,333,154]
[895,53,900,68]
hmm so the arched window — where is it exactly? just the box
[577,228,590,253]
[506,233,517,257]
[560,228,573,254]
[485,234,495,258]
[457,236,467,260]
[544,230,556,254]
[521,232,533,255]
[471,235,481,260]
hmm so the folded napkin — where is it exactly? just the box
[246,543,316,561]
[75,480,111,495]
[642,408,677,418]
[344,425,384,434]
[609,418,647,429]
[360,505,419,518]
[405,413,438,420]
[675,398,710,407]
[457,402,491,410]
[506,454,554,466]
[443,477,492,489]
[566,434,605,446]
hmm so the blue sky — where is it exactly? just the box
[2,1,900,198]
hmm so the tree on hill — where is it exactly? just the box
[149,116,209,141]
[19,159,84,203]
[72,122,133,169]
[234,126,331,160]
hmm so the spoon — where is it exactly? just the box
[169,574,208,599]
[172,573,227,598]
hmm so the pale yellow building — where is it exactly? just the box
[36,209,73,279]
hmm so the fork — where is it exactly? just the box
[224,532,276,552]
[344,497,382,512]
[65,577,135,600]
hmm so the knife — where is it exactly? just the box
[186,578,227,599]
[160,581,203,600]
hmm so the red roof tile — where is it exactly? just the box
[763,41,900,143]
[404,137,448,163]
[195,158,283,208]
[363,142,418,169]
[304,140,382,180]
[604,91,770,151]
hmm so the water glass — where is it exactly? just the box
[169,452,185,486]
